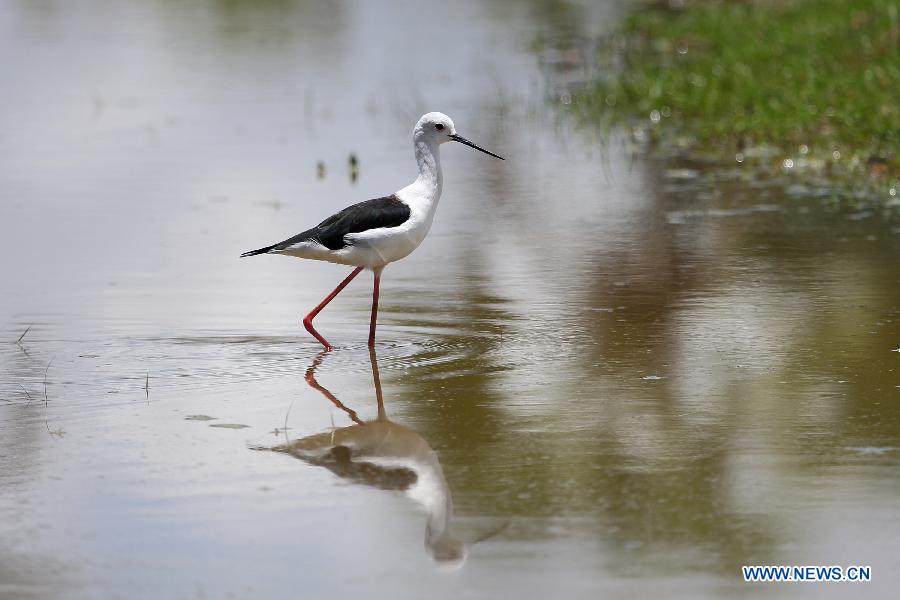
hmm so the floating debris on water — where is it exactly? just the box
[209,423,250,429]
[846,447,896,456]
[741,145,780,159]
[641,375,665,380]
[185,415,216,421]
[666,204,783,224]
[664,168,700,180]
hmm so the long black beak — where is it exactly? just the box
[449,133,505,160]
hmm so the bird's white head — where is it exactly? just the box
[415,112,457,143]
[413,112,505,160]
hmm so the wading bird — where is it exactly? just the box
[241,112,504,350]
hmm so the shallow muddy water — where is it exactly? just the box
[1,1,899,598]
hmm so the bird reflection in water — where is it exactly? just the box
[275,349,466,564]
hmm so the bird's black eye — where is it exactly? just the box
[435,123,444,131]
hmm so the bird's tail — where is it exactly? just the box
[240,244,277,258]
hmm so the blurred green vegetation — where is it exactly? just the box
[578,0,900,178]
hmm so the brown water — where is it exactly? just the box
[2,1,899,598]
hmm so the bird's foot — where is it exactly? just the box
[303,317,333,351]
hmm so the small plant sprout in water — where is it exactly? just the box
[44,358,53,404]
[20,384,34,406]
[348,152,359,183]
[16,324,32,345]
[15,324,33,354]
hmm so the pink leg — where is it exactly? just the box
[368,268,382,349]
[303,266,364,351]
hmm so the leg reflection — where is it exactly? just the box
[304,350,363,426]
[276,350,467,564]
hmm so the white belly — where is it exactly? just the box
[343,215,432,268]
[276,216,432,269]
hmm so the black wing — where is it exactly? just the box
[241,194,411,256]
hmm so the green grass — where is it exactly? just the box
[578,0,900,177]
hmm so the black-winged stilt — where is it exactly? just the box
[241,112,504,351]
